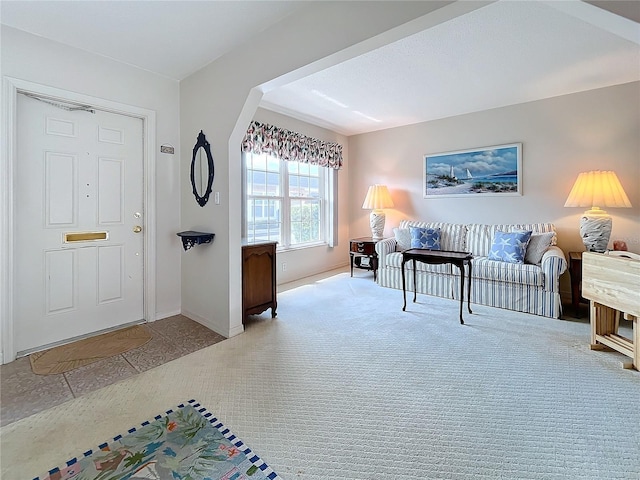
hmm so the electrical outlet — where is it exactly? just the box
[214,192,220,205]
[282,262,287,272]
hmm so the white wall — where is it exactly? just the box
[179,1,450,338]
[348,81,640,294]
[251,108,350,284]
[1,26,182,320]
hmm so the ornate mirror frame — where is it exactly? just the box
[191,130,215,207]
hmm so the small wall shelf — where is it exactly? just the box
[176,231,215,251]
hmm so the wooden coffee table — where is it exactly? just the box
[401,249,473,324]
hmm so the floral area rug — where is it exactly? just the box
[35,400,280,480]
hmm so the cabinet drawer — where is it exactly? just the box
[350,241,375,255]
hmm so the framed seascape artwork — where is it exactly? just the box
[423,143,522,198]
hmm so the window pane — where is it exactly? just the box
[289,174,299,196]
[251,171,265,195]
[299,162,309,175]
[266,172,280,196]
[288,162,298,174]
[299,176,309,196]
[266,156,280,172]
[290,198,320,245]
[309,177,320,198]
[253,154,266,171]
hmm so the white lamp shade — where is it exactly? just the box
[564,170,632,212]
[362,184,394,210]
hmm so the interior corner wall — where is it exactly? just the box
[1,26,182,320]
[178,1,449,338]
[251,108,350,284]
[348,81,640,294]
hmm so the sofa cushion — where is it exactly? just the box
[467,223,556,257]
[410,227,441,250]
[386,252,452,274]
[488,230,532,264]
[472,257,544,286]
[393,227,412,250]
[399,220,467,251]
[524,232,554,265]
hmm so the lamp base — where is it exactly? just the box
[580,213,612,253]
[370,210,386,239]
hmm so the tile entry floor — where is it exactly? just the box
[0,315,226,427]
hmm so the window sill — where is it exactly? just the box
[277,242,327,253]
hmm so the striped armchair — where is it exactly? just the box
[376,221,567,318]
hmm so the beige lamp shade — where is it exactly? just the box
[564,170,632,252]
[362,184,394,210]
[362,184,394,239]
[564,170,631,213]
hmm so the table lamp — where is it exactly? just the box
[362,184,394,239]
[564,170,631,252]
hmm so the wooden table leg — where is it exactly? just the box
[458,264,465,324]
[401,258,407,311]
[350,252,354,277]
[412,259,417,304]
[467,260,473,314]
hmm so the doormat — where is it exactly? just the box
[34,399,280,480]
[29,325,151,375]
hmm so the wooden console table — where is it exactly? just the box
[582,252,639,370]
[242,241,277,322]
[401,249,473,324]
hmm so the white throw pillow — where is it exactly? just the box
[525,232,554,265]
[393,227,412,251]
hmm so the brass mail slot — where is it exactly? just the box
[64,231,108,243]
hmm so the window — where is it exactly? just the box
[244,151,330,248]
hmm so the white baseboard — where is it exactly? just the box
[154,309,181,321]
[181,309,228,338]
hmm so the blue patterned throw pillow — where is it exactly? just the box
[409,226,442,250]
[488,230,532,264]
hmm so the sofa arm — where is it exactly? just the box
[375,237,397,269]
[541,246,567,292]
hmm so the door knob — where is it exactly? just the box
[133,225,142,233]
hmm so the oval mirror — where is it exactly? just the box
[191,130,214,207]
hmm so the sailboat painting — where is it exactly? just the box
[423,143,522,198]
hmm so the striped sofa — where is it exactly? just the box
[375,221,568,318]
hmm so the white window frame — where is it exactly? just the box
[242,151,336,250]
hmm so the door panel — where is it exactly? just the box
[15,94,145,353]
[45,152,77,226]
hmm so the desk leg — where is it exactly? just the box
[401,258,407,311]
[467,260,473,314]
[634,317,639,370]
[590,301,618,347]
[458,264,465,324]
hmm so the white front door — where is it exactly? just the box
[14,93,145,353]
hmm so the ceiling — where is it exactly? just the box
[2,1,639,136]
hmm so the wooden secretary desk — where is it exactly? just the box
[242,241,277,322]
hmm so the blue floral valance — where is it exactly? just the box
[241,120,343,170]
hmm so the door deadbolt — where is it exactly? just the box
[133,225,142,233]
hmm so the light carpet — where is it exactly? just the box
[2,269,639,479]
